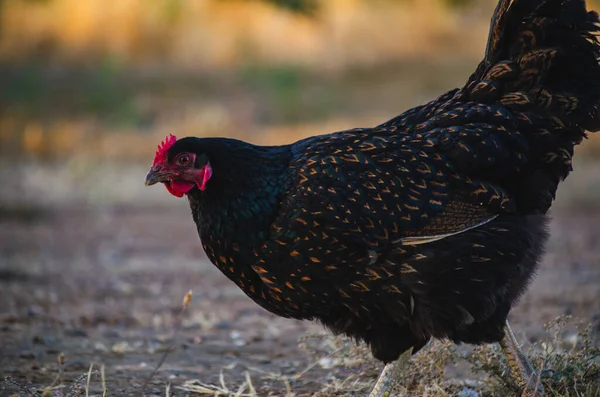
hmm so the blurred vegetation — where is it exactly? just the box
[1,0,600,163]
[267,0,479,13]
[263,0,318,14]
[0,0,494,69]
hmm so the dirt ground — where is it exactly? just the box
[1,164,599,397]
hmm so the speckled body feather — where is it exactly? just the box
[171,0,600,363]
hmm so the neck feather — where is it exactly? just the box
[186,138,291,249]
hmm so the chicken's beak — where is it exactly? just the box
[145,168,167,186]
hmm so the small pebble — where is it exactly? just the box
[457,387,480,397]
[102,330,121,338]
[64,328,88,338]
[63,360,87,370]
[191,336,203,344]
[32,335,54,346]
[318,357,338,369]
[26,305,45,317]
[216,321,232,330]
[18,350,36,359]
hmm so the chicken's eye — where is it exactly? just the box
[178,155,191,166]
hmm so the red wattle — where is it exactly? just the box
[165,181,195,197]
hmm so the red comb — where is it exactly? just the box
[152,134,177,166]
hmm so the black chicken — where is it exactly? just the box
[145,0,600,395]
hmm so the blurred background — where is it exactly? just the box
[0,0,502,207]
[2,0,600,205]
[1,1,599,395]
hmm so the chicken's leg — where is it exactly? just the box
[368,348,412,397]
[500,320,544,397]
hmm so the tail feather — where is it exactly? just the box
[466,0,600,213]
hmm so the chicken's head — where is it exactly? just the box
[144,134,213,197]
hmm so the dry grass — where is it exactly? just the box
[469,317,600,397]
[294,316,599,397]
[4,361,106,397]
[55,314,592,397]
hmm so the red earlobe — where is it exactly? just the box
[198,163,213,191]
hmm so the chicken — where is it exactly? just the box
[144,0,600,395]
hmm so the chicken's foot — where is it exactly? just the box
[500,320,544,397]
[368,348,412,397]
